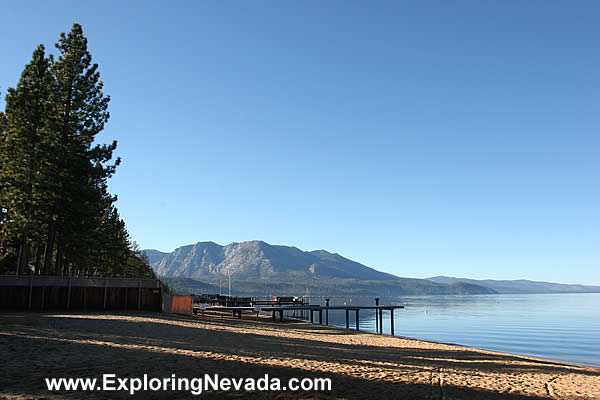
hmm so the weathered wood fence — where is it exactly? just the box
[0,275,162,312]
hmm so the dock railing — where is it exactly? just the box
[193,300,404,335]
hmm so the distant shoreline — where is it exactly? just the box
[149,241,600,296]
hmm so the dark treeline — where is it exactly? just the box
[0,24,154,279]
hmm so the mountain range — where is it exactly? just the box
[144,240,600,296]
[148,240,398,281]
[427,276,600,294]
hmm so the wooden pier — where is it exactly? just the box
[193,301,404,335]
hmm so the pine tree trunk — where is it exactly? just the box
[21,145,35,275]
[62,259,69,276]
[56,242,64,276]
[35,245,42,274]
[43,222,56,275]
[20,227,30,274]
[15,242,22,276]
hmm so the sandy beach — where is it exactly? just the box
[0,311,598,399]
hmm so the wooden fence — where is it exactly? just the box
[0,275,162,312]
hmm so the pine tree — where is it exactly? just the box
[0,45,55,274]
[1,24,156,279]
[44,23,116,275]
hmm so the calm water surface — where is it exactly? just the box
[314,293,600,368]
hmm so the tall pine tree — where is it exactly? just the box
[43,23,115,275]
[0,24,154,279]
[0,45,55,274]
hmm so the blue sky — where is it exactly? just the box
[1,1,598,284]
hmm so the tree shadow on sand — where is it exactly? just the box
[0,312,597,399]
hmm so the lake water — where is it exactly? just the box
[310,293,600,368]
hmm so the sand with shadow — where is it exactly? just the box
[0,311,598,399]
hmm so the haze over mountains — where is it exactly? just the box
[144,241,600,296]
[426,276,600,294]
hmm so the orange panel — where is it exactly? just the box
[169,294,192,315]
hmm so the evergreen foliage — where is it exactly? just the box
[0,24,154,279]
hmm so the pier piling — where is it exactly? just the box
[375,298,380,333]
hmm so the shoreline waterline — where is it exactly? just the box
[312,292,600,368]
